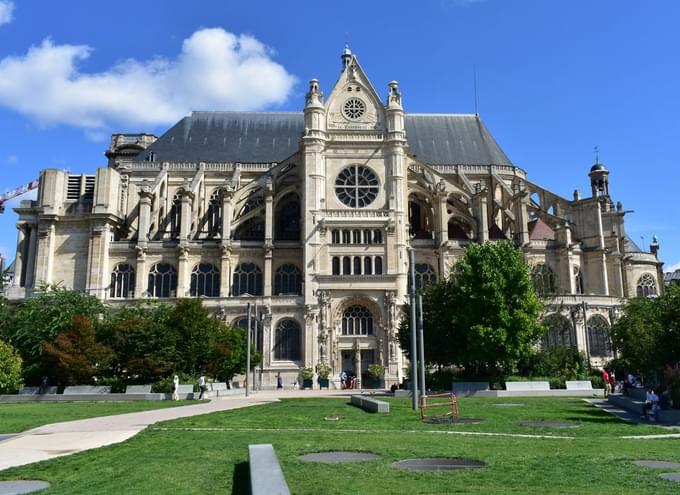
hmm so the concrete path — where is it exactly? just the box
[585,399,680,430]
[0,389,352,472]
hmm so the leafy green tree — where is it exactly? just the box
[42,315,112,385]
[399,242,544,377]
[205,324,250,382]
[0,339,23,393]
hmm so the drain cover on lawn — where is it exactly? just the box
[299,452,381,463]
[634,461,680,469]
[0,480,50,494]
[422,417,483,425]
[659,473,680,483]
[493,403,525,407]
[518,420,581,429]
[393,458,485,471]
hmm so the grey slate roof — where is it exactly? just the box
[138,111,513,166]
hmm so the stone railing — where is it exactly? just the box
[117,161,276,172]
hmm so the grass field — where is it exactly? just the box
[1,397,679,494]
[0,401,193,433]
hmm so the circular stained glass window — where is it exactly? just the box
[335,165,379,208]
[343,98,366,120]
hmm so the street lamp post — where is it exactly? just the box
[246,302,251,397]
[417,294,426,399]
[408,247,419,411]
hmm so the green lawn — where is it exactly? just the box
[1,397,679,494]
[0,401,194,433]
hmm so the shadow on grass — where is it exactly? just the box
[232,461,249,495]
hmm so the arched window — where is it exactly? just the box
[147,263,177,298]
[342,305,373,335]
[409,196,434,239]
[364,257,372,275]
[541,314,576,349]
[448,219,471,240]
[374,256,383,275]
[331,230,340,244]
[411,263,436,291]
[232,263,263,296]
[373,229,383,244]
[233,317,248,330]
[636,273,657,298]
[532,264,556,296]
[353,257,362,275]
[343,256,351,275]
[274,264,302,295]
[275,194,300,241]
[332,257,340,275]
[587,315,612,357]
[573,266,584,294]
[353,230,361,244]
[234,218,265,241]
[274,319,301,361]
[169,193,182,238]
[363,229,372,244]
[342,230,350,244]
[110,263,135,299]
[190,263,220,297]
[206,190,223,237]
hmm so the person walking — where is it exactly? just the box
[172,375,180,401]
[601,369,611,398]
[198,374,206,400]
[276,372,283,390]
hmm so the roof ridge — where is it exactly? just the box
[191,111,303,116]
[405,113,478,117]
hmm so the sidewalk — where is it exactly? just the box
[0,389,352,471]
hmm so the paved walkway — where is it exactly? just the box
[0,389,351,472]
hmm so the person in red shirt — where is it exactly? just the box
[601,369,611,398]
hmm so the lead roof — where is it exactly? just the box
[137,111,514,167]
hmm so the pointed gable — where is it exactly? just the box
[528,218,555,241]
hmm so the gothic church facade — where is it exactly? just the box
[8,48,664,387]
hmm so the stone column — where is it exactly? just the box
[134,246,147,298]
[179,191,194,241]
[474,182,489,242]
[264,178,274,297]
[13,223,26,287]
[34,223,55,286]
[221,187,234,240]
[513,181,530,246]
[220,244,231,298]
[176,246,189,298]
[354,341,362,389]
[596,203,609,296]
[87,225,111,299]
[137,189,153,243]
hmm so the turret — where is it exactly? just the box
[341,43,352,71]
[304,78,326,135]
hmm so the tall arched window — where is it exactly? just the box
[274,264,302,295]
[275,194,301,241]
[190,263,220,297]
[353,257,362,275]
[532,264,556,296]
[412,263,436,291]
[169,193,182,238]
[206,190,223,237]
[573,266,584,294]
[373,229,383,244]
[147,263,177,298]
[363,229,372,244]
[110,263,135,299]
[232,263,263,296]
[342,305,373,335]
[448,219,471,240]
[274,319,301,361]
[364,257,372,275]
[587,315,612,357]
[234,218,265,241]
[636,273,657,298]
[332,257,340,275]
[342,256,351,275]
[409,197,434,239]
[374,256,383,275]
[353,230,361,244]
[331,230,340,244]
[541,314,576,349]
[232,317,248,330]
[342,230,350,244]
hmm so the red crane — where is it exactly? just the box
[0,180,39,214]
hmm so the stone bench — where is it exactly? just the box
[505,381,550,392]
[452,382,490,396]
[63,385,111,395]
[125,385,152,394]
[566,380,593,391]
[249,444,291,495]
[18,386,57,395]
[351,395,390,413]
[209,382,227,391]
[176,384,194,394]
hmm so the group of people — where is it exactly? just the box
[601,368,674,422]
[171,374,208,400]
[339,370,358,390]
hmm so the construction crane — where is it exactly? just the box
[0,180,39,214]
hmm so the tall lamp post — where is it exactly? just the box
[408,245,419,411]
[246,302,251,397]
[417,294,426,399]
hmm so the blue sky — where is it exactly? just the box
[0,0,678,270]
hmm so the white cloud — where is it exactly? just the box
[0,1,14,26]
[0,28,297,130]
[667,261,680,272]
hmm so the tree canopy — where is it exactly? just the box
[399,241,544,377]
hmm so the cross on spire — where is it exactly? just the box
[594,145,600,164]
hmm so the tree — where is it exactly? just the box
[6,285,105,382]
[399,241,544,376]
[0,339,23,393]
[42,315,112,385]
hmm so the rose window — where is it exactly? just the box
[343,98,366,120]
[335,165,379,208]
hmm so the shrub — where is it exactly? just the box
[300,367,314,380]
[315,363,332,379]
[663,364,680,408]
[0,339,23,393]
[368,364,385,379]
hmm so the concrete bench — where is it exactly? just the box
[505,381,550,392]
[63,385,111,395]
[566,380,593,391]
[249,444,291,495]
[124,385,152,394]
[210,382,228,391]
[176,384,194,394]
[18,386,58,395]
[452,382,490,396]
[351,395,390,413]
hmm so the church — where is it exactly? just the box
[6,46,664,388]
